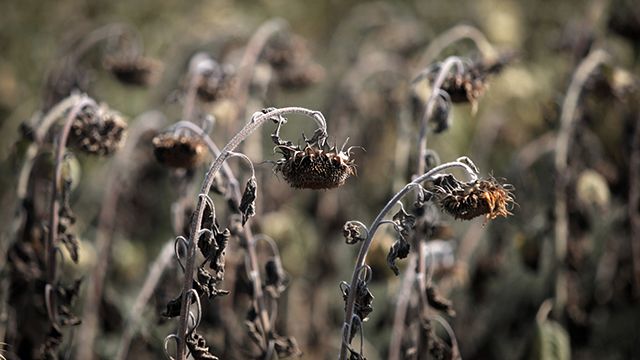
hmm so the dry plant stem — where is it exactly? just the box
[415,242,431,357]
[16,94,82,200]
[172,121,241,200]
[182,72,202,124]
[46,96,96,285]
[629,114,640,296]
[553,49,608,312]
[418,24,497,67]
[76,113,165,360]
[339,161,477,360]
[388,254,417,360]
[174,107,326,360]
[234,18,287,121]
[68,23,142,61]
[115,240,175,360]
[416,57,464,176]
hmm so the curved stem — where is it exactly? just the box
[69,23,143,62]
[234,18,288,122]
[172,120,242,201]
[415,57,465,176]
[175,107,326,359]
[76,112,165,360]
[338,161,476,360]
[418,24,497,67]
[46,96,96,285]
[553,49,608,312]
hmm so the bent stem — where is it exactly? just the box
[553,49,608,312]
[418,24,497,67]
[76,112,165,360]
[46,95,96,285]
[338,161,477,360]
[234,18,288,122]
[415,56,464,175]
[174,107,326,360]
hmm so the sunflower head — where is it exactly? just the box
[152,133,207,169]
[69,104,128,156]
[431,174,515,221]
[273,132,356,190]
[103,54,163,86]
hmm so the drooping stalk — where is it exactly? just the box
[46,96,96,286]
[553,49,608,312]
[338,161,477,360]
[174,107,326,359]
[415,57,464,176]
[76,112,166,360]
[418,24,497,68]
[234,18,288,122]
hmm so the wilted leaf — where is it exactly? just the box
[238,177,257,226]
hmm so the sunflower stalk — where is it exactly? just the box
[172,107,327,360]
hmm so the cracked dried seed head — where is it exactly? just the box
[152,133,207,169]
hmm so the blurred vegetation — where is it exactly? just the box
[1,0,639,359]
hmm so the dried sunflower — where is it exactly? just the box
[103,54,163,86]
[431,174,515,221]
[195,67,236,103]
[69,104,127,156]
[152,133,207,169]
[273,131,356,190]
[428,55,513,107]
[263,33,310,70]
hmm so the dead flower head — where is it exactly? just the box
[263,33,310,70]
[152,132,207,169]
[103,54,163,86]
[431,174,515,221]
[195,66,236,103]
[69,104,127,156]
[428,55,512,107]
[263,33,325,89]
[273,131,357,190]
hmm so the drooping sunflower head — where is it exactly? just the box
[69,104,128,156]
[431,174,515,221]
[273,134,357,190]
[152,132,207,169]
[103,54,164,86]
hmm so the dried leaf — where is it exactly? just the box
[238,177,257,226]
[273,333,302,358]
[425,285,455,316]
[343,222,366,245]
[264,258,288,298]
[386,237,410,275]
[186,331,220,360]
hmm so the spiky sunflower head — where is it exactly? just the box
[273,135,357,190]
[152,132,207,169]
[430,174,515,221]
[103,54,163,86]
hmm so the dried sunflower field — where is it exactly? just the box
[0,0,639,359]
